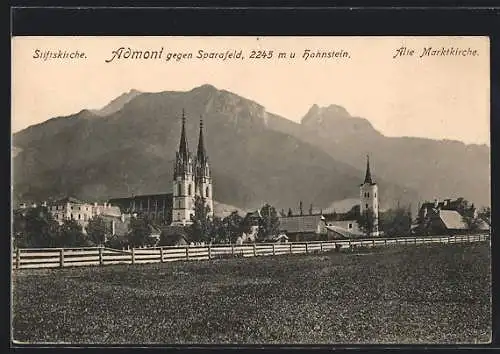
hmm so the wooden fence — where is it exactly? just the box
[11,234,490,270]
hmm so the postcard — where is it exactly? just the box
[11,36,491,345]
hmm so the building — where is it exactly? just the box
[279,214,327,242]
[416,197,489,235]
[108,110,214,228]
[359,155,379,236]
[108,193,172,224]
[172,110,213,225]
[48,196,122,230]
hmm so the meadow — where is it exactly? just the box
[12,242,491,344]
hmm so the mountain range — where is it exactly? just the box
[12,84,490,214]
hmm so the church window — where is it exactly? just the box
[374,192,377,198]
[206,186,210,198]
[177,183,182,196]
[366,203,369,209]
[367,192,370,198]
[348,223,353,229]
[188,184,192,196]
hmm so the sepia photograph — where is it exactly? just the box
[11,35,491,345]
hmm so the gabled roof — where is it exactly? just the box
[439,210,467,230]
[99,206,122,217]
[325,224,364,238]
[279,215,324,233]
[439,210,489,231]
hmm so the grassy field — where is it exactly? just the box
[12,243,491,344]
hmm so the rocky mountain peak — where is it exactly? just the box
[301,104,351,126]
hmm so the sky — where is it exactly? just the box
[11,36,490,145]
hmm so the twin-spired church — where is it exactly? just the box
[108,110,214,227]
[171,110,214,225]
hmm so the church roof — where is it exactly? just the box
[363,155,374,184]
[197,116,208,164]
[178,109,189,161]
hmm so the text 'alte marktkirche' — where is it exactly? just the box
[394,46,479,59]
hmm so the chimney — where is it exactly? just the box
[434,198,439,208]
[94,202,98,207]
[121,214,125,223]
[41,201,47,207]
[19,203,26,209]
[112,220,116,236]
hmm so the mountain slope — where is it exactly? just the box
[13,85,417,211]
[267,104,490,208]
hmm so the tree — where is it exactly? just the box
[188,195,212,243]
[240,213,255,236]
[105,234,127,250]
[462,214,483,233]
[287,208,293,217]
[127,216,154,247]
[86,216,109,246]
[280,209,286,217]
[357,209,376,237]
[208,216,225,244]
[57,219,90,247]
[222,211,244,244]
[13,211,28,248]
[22,206,60,248]
[380,207,412,237]
[309,204,313,215]
[257,204,280,241]
[478,207,491,226]
[299,201,303,216]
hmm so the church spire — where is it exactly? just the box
[197,115,207,164]
[364,154,373,184]
[178,109,189,160]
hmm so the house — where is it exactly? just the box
[47,196,123,233]
[325,220,364,239]
[278,214,327,242]
[416,198,490,235]
[160,225,190,246]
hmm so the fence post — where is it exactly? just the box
[231,244,235,257]
[208,245,212,260]
[348,239,352,250]
[320,242,323,253]
[290,243,293,254]
[99,247,103,266]
[272,244,275,256]
[305,243,309,254]
[372,239,375,248]
[160,247,164,263]
[131,248,135,264]
[253,244,257,257]
[186,246,189,261]
[60,249,65,268]
[16,249,20,270]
